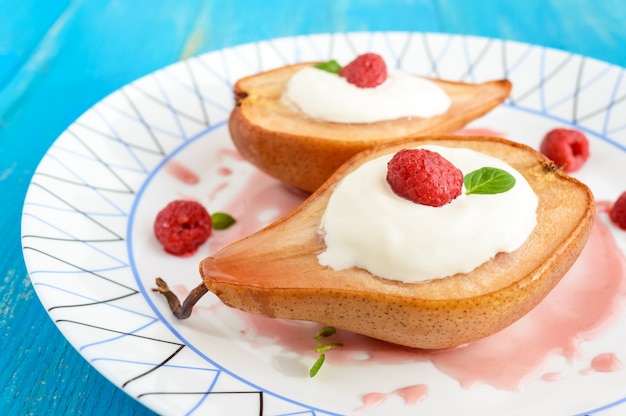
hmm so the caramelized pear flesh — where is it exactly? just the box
[200,136,594,350]
[229,62,512,193]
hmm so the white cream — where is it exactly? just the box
[317,145,538,282]
[282,66,451,123]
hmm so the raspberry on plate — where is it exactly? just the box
[154,200,212,256]
[539,128,590,172]
[339,53,387,88]
[610,192,626,231]
[386,148,463,207]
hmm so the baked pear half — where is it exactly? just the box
[155,136,594,350]
[229,62,512,193]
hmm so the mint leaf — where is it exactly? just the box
[464,167,516,195]
[309,354,325,377]
[314,59,342,74]
[211,212,236,230]
[315,326,337,339]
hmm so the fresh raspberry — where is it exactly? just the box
[154,200,212,256]
[610,192,626,230]
[539,128,590,172]
[386,149,463,207]
[339,53,387,88]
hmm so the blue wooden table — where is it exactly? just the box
[2,1,626,414]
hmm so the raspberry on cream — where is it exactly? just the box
[339,53,387,88]
[317,145,538,282]
[386,148,464,206]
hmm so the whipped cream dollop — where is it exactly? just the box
[282,66,451,123]
[317,145,538,283]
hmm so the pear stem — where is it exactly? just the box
[152,277,208,319]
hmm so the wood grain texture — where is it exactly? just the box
[1,0,625,414]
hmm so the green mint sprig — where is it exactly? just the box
[464,167,516,195]
[309,326,343,377]
[314,59,342,74]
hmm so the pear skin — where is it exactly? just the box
[229,62,512,193]
[198,136,594,350]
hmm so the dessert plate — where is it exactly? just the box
[21,32,626,415]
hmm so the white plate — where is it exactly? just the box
[21,32,626,416]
